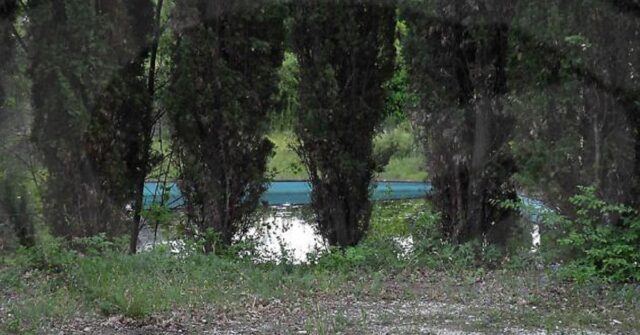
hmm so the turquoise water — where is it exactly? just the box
[143,181,433,209]
[142,181,548,225]
[140,181,549,259]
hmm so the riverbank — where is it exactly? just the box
[267,122,427,181]
[2,201,638,334]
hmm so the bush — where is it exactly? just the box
[11,234,78,273]
[312,239,406,272]
[557,186,640,283]
[408,205,505,270]
[0,178,36,249]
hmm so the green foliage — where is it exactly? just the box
[0,0,17,109]
[12,234,77,273]
[168,0,286,250]
[0,177,35,248]
[292,0,397,247]
[271,51,300,131]
[556,186,640,283]
[268,131,307,179]
[141,195,176,239]
[268,124,426,181]
[509,0,640,213]
[408,205,504,270]
[374,121,418,160]
[312,240,404,272]
[28,0,155,238]
[373,121,427,181]
[382,20,418,125]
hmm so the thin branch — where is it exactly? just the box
[11,24,28,55]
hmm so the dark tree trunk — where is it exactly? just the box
[129,0,162,255]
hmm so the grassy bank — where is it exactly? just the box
[1,201,638,334]
[268,122,427,181]
[147,122,426,182]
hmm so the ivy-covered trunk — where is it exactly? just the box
[404,0,518,244]
[292,0,396,248]
[168,0,285,252]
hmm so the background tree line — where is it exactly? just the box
[0,0,638,278]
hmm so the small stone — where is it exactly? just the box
[83,327,91,332]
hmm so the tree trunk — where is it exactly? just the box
[129,0,163,255]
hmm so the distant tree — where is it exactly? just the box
[126,0,163,254]
[28,0,154,239]
[383,20,417,125]
[168,0,286,252]
[403,0,518,244]
[271,51,300,131]
[291,0,396,247]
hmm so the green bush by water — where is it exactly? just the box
[553,186,640,283]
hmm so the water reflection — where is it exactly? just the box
[137,205,328,262]
[138,201,543,262]
[246,205,326,263]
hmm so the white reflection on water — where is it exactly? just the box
[139,203,542,261]
[245,206,326,263]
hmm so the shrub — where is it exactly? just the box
[409,205,505,270]
[558,186,640,283]
[12,234,77,273]
[312,240,405,272]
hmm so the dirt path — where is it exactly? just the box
[3,265,636,334]
[42,297,616,335]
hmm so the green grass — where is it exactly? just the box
[146,121,426,181]
[379,156,427,181]
[268,121,427,181]
[267,131,306,180]
[2,200,639,334]
[3,248,639,334]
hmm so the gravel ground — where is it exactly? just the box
[39,296,618,335]
[2,265,636,335]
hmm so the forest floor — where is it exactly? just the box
[1,260,638,335]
